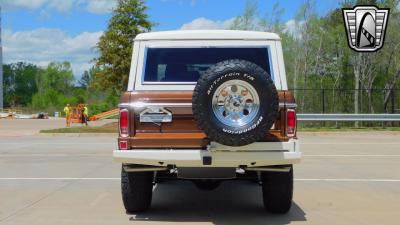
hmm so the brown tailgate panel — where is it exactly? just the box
[125,91,294,149]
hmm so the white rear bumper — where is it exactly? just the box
[113,139,300,167]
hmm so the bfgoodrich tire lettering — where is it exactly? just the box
[193,59,278,146]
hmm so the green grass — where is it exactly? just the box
[40,124,117,133]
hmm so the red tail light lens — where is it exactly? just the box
[287,109,296,138]
[119,109,129,137]
[119,140,128,150]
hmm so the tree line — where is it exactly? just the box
[3,0,400,118]
[2,0,149,114]
[2,61,117,114]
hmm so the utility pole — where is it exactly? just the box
[0,6,3,109]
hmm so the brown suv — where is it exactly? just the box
[113,30,301,214]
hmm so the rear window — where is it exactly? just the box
[143,47,271,83]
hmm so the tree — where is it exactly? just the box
[35,62,74,95]
[32,62,76,110]
[230,0,258,30]
[2,62,40,107]
[259,2,285,33]
[294,1,326,111]
[95,0,152,92]
[79,70,91,89]
[379,0,400,113]
[78,66,103,104]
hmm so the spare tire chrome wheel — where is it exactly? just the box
[212,80,260,128]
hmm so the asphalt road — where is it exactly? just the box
[0,120,400,225]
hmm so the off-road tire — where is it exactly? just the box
[192,59,278,146]
[121,167,153,213]
[261,166,293,213]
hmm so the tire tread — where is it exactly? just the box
[261,166,293,213]
[193,59,279,146]
[121,167,153,213]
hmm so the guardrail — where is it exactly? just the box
[297,114,400,122]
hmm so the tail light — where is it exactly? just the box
[286,109,296,138]
[119,109,129,137]
[119,139,128,150]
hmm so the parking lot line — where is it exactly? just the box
[2,153,400,157]
[0,154,110,157]
[295,178,400,182]
[0,143,115,145]
[0,178,120,180]
[302,142,400,145]
[1,178,400,182]
[303,154,400,157]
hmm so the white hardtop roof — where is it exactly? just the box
[135,30,280,41]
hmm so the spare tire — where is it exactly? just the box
[193,59,278,146]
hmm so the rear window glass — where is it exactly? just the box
[143,47,271,82]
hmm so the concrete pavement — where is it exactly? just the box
[0,118,116,137]
[0,120,399,224]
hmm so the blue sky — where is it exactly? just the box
[0,0,340,78]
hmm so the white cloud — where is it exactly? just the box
[283,19,304,38]
[181,17,305,39]
[0,0,48,10]
[86,0,117,14]
[47,0,74,12]
[1,0,117,14]
[180,17,235,30]
[1,0,71,12]
[2,28,103,78]
[284,19,297,35]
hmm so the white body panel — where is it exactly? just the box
[134,30,281,41]
[114,140,300,167]
[127,30,288,91]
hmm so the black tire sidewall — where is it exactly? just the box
[121,167,153,212]
[261,166,293,213]
[193,60,278,146]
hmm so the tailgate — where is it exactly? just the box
[122,90,294,149]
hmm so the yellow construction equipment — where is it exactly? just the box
[71,104,86,124]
